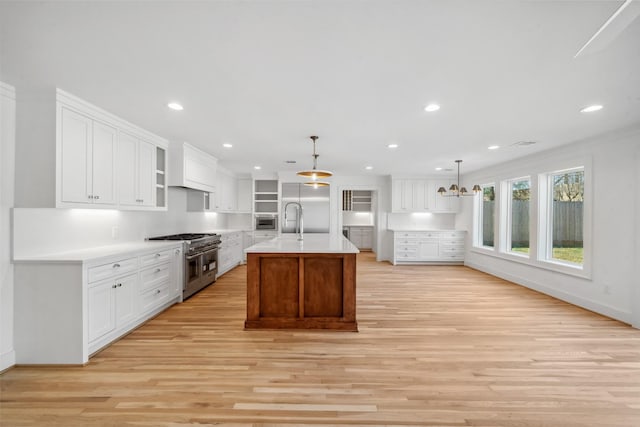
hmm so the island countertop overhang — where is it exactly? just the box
[245,233,359,254]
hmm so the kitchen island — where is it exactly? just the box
[244,233,359,331]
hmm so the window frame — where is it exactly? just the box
[473,183,496,250]
[470,155,591,280]
[538,166,587,274]
[503,176,532,258]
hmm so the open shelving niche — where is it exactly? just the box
[254,179,278,214]
[155,146,167,208]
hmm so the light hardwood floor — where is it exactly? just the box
[2,253,639,426]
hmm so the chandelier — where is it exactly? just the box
[437,160,481,197]
[296,135,332,187]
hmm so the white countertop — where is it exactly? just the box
[13,241,183,264]
[245,233,359,254]
[389,228,466,232]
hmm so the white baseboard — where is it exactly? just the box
[1,349,16,372]
[465,260,633,326]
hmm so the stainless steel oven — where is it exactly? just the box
[255,216,278,230]
[184,245,218,299]
[147,233,221,300]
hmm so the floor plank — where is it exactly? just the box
[1,253,639,426]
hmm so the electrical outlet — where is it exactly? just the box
[111,226,119,239]
[603,284,611,295]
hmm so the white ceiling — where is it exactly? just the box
[1,0,639,177]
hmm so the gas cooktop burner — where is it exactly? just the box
[147,233,218,241]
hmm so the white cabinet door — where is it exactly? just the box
[360,228,373,249]
[412,180,428,211]
[117,131,138,207]
[118,133,155,208]
[60,108,117,206]
[237,178,252,212]
[60,108,92,204]
[88,280,116,343]
[91,121,117,205]
[392,179,413,212]
[418,240,439,260]
[137,139,155,207]
[115,273,137,327]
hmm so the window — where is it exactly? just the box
[477,184,495,248]
[508,178,530,255]
[543,168,584,266]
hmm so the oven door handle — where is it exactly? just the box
[185,248,218,260]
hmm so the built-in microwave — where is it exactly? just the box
[255,216,278,230]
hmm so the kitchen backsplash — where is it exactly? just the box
[386,213,456,230]
[12,188,230,258]
[342,211,374,226]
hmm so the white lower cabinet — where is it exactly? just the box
[348,226,373,250]
[88,272,137,343]
[14,243,183,365]
[393,230,466,265]
[218,231,243,277]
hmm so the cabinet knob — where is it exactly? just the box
[112,284,117,288]
[117,283,122,287]
[156,289,161,294]
[88,195,93,199]
[113,263,120,268]
[155,253,161,257]
[175,249,180,255]
[156,268,161,273]
[94,195,100,200]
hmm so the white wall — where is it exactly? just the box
[13,187,229,258]
[1,82,16,370]
[457,128,640,326]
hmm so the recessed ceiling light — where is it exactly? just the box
[424,103,440,112]
[435,167,443,171]
[387,143,399,149]
[580,104,603,113]
[285,160,297,164]
[488,145,500,150]
[222,143,233,148]
[254,166,261,170]
[511,140,537,147]
[167,102,184,111]
[365,166,373,170]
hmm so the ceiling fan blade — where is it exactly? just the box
[575,0,640,57]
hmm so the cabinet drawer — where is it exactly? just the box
[395,232,423,238]
[139,282,171,314]
[415,232,441,239]
[140,249,174,268]
[396,244,418,252]
[439,253,464,260]
[139,262,170,293]
[396,251,418,260]
[441,231,466,239]
[88,257,137,283]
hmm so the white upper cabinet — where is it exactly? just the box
[59,108,117,205]
[236,178,252,213]
[168,142,217,193]
[391,177,460,213]
[56,89,168,210]
[215,167,237,212]
[118,132,156,208]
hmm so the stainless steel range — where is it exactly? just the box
[147,233,221,300]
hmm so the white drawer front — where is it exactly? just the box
[139,262,170,293]
[88,257,137,283]
[140,249,174,268]
[139,283,171,314]
[441,231,466,239]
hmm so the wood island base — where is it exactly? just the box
[245,252,357,331]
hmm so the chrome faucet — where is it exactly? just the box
[284,201,304,241]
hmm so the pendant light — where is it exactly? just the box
[437,160,482,197]
[297,136,333,184]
